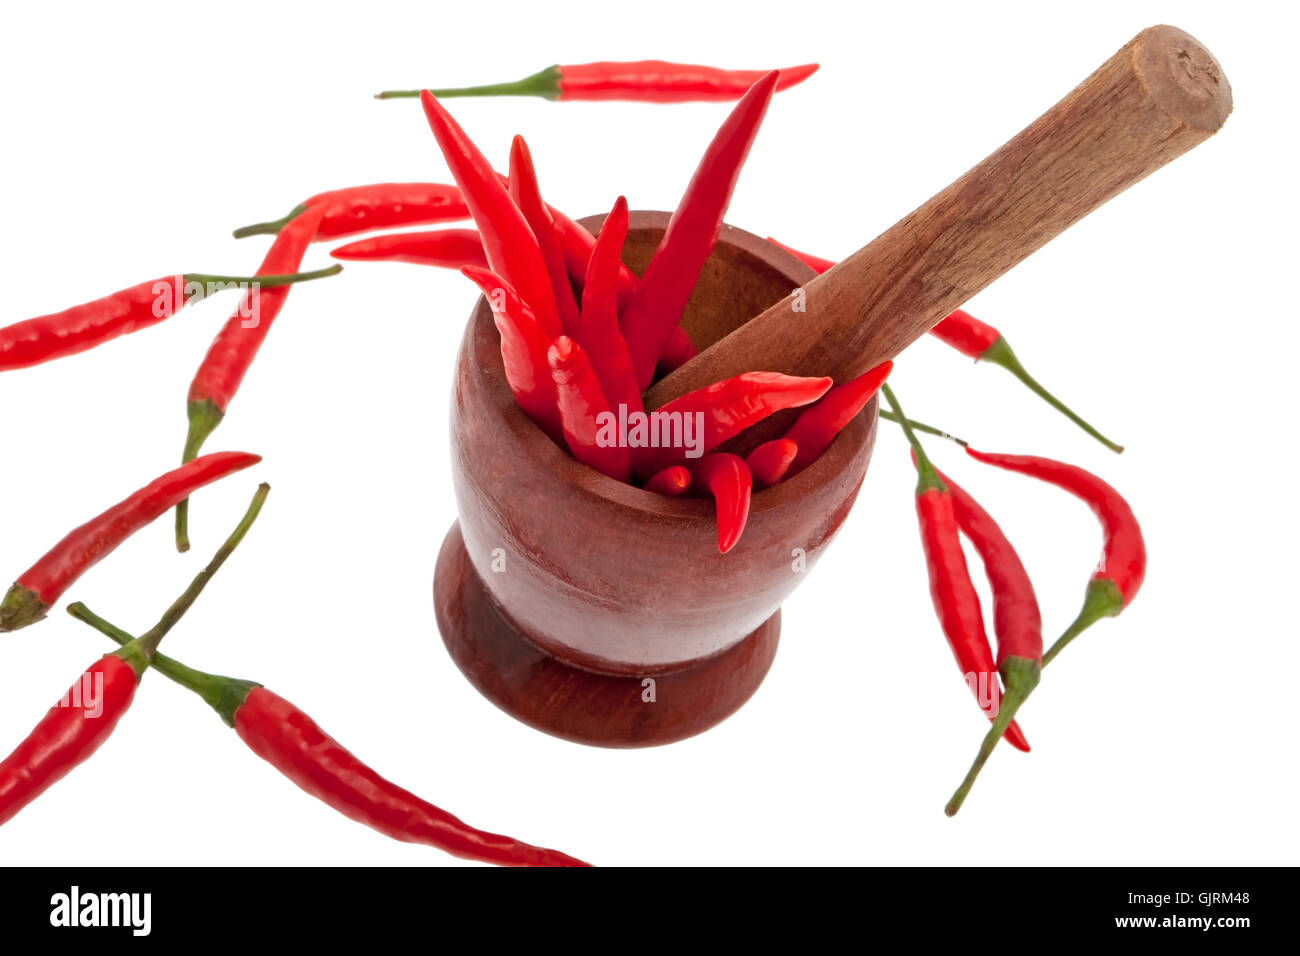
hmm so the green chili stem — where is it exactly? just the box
[1043,577,1125,665]
[231,203,309,240]
[881,384,944,493]
[944,656,1041,816]
[877,409,967,446]
[374,66,561,101]
[980,337,1124,454]
[176,399,227,553]
[183,265,341,298]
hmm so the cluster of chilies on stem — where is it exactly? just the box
[878,385,1146,813]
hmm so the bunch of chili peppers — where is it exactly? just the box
[0,57,1153,862]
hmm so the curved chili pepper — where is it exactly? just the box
[883,386,1030,753]
[690,453,752,553]
[643,465,691,496]
[419,91,561,339]
[631,371,831,478]
[930,465,1043,816]
[549,204,638,309]
[0,451,261,631]
[782,360,892,477]
[461,266,563,442]
[767,238,1122,453]
[657,327,697,377]
[1,485,268,828]
[0,267,340,373]
[70,608,587,867]
[376,61,817,102]
[176,203,326,552]
[232,183,469,240]
[746,438,798,489]
[508,136,581,334]
[330,229,487,269]
[621,72,779,388]
[548,335,629,482]
[965,447,1145,664]
[573,196,642,418]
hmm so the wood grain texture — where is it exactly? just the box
[645,25,1232,413]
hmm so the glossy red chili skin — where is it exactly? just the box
[233,687,587,866]
[0,655,138,828]
[573,197,642,418]
[550,206,638,309]
[9,451,260,610]
[934,466,1043,666]
[915,488,1030,752]
[420,92,561,339]
[929,309,1001,359]
[632,371,831,478]
[656,326,697,376]
[1,277,185,372]
[508,137,580,334]
[329,229,487,269]
[782,361,892,476]
[302,183,469,240]
[965,449,1145,604]
[746,438,798,488]
[620,72,779,387]
[548,335,630,482]
[643,465,691,496]
[689,453,752,553]
[558,61,818,102]
[189,204,326,412]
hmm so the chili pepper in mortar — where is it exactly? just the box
[376,61,818,103]
[965,448,1145,664]
[0,266,340,373]
[0,484,268,827]
[69,607,587,867]
[781,360,892,477]
[508,136,582,334]
[461,266,563,442]
[643,465,691,496]
[232,183,469,240]
[548,203,638,308]
[746,439,798,488]
[927,464,1042,816]
[572,196,642,418]
[766,238,1123,453]
[621,72,780,388]
[548,336,630,482]
[330,229,487,269]
[420,91,561,339]
[882,385,1030,752]
[176,203,327,552]
[631,371,831,478]
[657,327,697,377]
[690,453,752,553]
[0,452,261,632]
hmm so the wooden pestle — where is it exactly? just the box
[645,25,1232,418]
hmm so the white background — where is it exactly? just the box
[0,1,1294,867]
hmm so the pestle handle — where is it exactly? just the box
[645,25,1231,411]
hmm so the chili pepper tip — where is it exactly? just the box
[0,585,47,632]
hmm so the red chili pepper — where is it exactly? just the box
[376,61,818,103]
[0,451,261,631]
[549,204,638,309]
[621,72,780,388]
[643,465,692,496]
[656,326,697,377]
[631,371,831,478]
[460,266,563,442]
[547,335,629,482]
[232,183,469,240]
[745,438,798,488]
[177,204,327,552]
[508,136,582,334]
[419,92,561,339]
[0,267,340,373]
[689,453,752,553]
[781,360,892,477]
[883,386,1030,753]
[965,447,1145,665]
[70,606,587,867]
[2,485,268,828]
[929,465,1043,816]
[766,238,1123,453]
[572,196,642,418]
[330,229,487,269]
